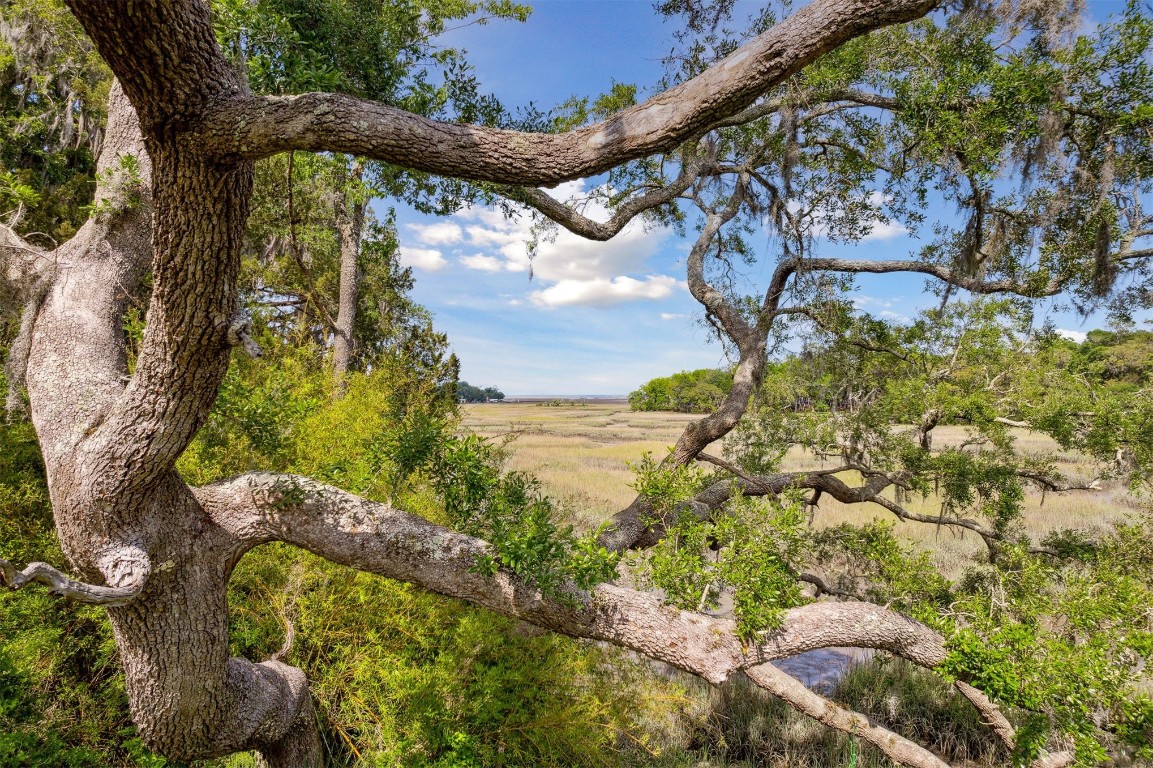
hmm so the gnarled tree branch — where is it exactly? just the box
[188,0,939,185]
[197,472,952,676]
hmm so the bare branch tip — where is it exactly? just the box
[0,557,146,607]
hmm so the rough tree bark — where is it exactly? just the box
[1,2,1084,767]
[332,162,366,389]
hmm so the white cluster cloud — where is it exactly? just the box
[862,220,907,242]
[400,180,681,308]
[459,253,504,272]
[531,275,682,308]
[407,221,464,245]
[1056,328,1088,343]
[398,247,447,271]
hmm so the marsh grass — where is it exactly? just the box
[462,403,709,527]
[463,403,1134,577]
[461,402,1140,766]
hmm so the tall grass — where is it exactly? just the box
[463,402,1131,563]
[461,402,1140,767]
[664,659,1005,768]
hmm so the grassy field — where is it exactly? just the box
[461,401,1150,766]
[463,401,1137,576]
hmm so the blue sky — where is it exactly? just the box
[387,0,1139,396]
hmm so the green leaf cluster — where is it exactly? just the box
[433,435,619,597]
[630,456,809,640]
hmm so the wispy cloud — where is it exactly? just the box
[852,295,896,310]
[878,309,911,323]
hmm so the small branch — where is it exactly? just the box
[953,681,1074,768]
[227,304,263,359]
[764,258,1063,317]
[696,451,778,495]
[1017,470,1100,492]
[798,571,859,599]
[707,87,900,131]
[744,663,952,768]
[847,336,913,362]
[867,494,1059,557]
[0,558,145,606]
[508,155,705,241]
[1116,246,1153,262]
[954,680,1017,749]
[685,465,1072,559]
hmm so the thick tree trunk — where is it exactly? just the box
[14,80,323,764]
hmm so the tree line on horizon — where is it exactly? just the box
[456,381,505,402]
[631,326,1153,415]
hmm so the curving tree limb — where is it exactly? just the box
[186,0,941,185]
[198,471,951,672]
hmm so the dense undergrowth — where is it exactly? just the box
[2,350,1024,768]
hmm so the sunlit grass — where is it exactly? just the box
[463,403,1136,577]
[460,403,1142,767]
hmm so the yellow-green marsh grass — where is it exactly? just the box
[461,402,711,526]
[463,403,1138,575]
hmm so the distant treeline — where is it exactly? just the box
[457,381,505,402]
[628,329,1153,414]
[628,368,734,413]
[1058,329,1153,390]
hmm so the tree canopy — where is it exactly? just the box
[629,368,735,413]
[456,381,505,402]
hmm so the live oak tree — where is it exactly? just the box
[1,1,1152,767]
